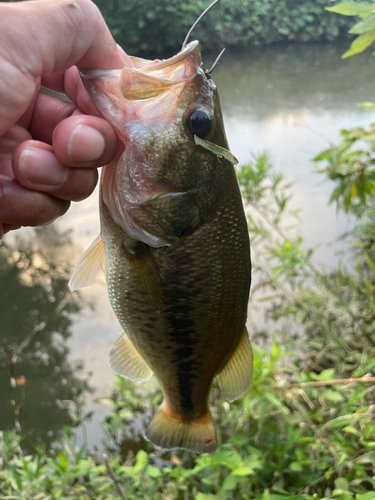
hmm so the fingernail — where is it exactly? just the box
[68,124,105,162]
[19,148,68,186]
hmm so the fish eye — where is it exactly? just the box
[186,109,211,139]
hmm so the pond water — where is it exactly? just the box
[1,41,375,449]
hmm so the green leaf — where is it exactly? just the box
[289,461,303,472]
[57,453,68,471]
[338,453,348,466]
[364,253,375,273]
[321,389,344,402]
[232,466,255,476]
[316,368,336,381]
[146,466,161,479]
[335,477,350,491]
[313,149,332,162]
[349,13,375,33]
[329,184,345,205]
[51,487,64,499]
[358,101,375,109]
[196,494,217,500]
[222,473,239,491]
[326,2,374,17]
[134,449,148,472]
[260,491,305,500]
[343,425,361,436]
[343,29,375,57]
[356,453,375,464]
[327,416,354,429]
[356,493,375,500]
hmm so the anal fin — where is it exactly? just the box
[145,402,217,453]
[69,235,105,291]
[216,327,253,402]
[109,332,153,382]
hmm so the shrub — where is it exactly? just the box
[93,0,362,56]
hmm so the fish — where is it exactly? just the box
[69,39,252,454]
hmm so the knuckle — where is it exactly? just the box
[60,0,101,37]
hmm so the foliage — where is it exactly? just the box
[92,0,363,56]
[1,348,375,499]
[4,0,371,55]
[326,1,375,57]
[4,0,373,55]
[99,348,375,499]
[314,125,375,215]
[238,151,375,376]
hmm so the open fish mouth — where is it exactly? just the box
[79,41,206,135]
[79,40,202,94]
[129,40,201,71]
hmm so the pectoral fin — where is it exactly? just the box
[69,235,105,291]
[110,332,153,382]
[216,328,253,402]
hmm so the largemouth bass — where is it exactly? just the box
[69,40,252,454]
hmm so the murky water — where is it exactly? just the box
[1,42,375,448]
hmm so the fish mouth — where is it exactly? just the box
[80,40,201,81]
[130,40,201,72]
[79,41,204,132]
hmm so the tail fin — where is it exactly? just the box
[145,403,217,454]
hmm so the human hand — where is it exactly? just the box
[0,0,132,238]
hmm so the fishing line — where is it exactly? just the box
[181,0,221,51]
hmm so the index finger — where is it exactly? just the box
[0,0,132,136]
[2,0,132,74]
[41,46,131,95]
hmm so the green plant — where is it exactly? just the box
[2,345,375,498]
[91,0,361,56]
[314,125,375,215]
[238,152,375,375]
[326,1,375,57]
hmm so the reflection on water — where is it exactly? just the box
[214,42,375,117]
[0,226,91,449]
[1,42,375,447]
